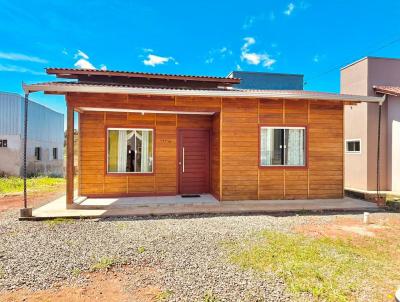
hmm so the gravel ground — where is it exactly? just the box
[0,210,334,301]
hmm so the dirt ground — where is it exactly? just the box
[0,188,65,213]
[0,268,163,302]
[294,214,400,240]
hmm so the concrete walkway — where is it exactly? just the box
[22,195,380,220]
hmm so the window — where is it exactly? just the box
[53,148,58,160]
[346,139,361,153]
[34,147,41,161]
[0,140,7,148]
[107,128,154,173]
[260,127,306,166]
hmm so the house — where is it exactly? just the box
[341,57,400,193]
[228,71,304,90]
[22,68,380,207]
[0,92,64,177]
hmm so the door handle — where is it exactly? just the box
[182,147,185,173]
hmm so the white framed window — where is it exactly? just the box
[346,139,361,154]
[260,126,306,167]
[107,128,154,173]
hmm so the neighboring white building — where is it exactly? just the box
[0,92,64,177]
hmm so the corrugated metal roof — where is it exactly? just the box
[373,85,400,96]
[23,81,383,103]
[46,68,241,83]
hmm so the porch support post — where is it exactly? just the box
[66,101,74,207]
[20,92,32,217]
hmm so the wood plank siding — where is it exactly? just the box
[70,92,344,200]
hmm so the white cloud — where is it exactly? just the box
[0,63,45,75]
[143,48,154,53]
[74,50,89,60]
[100,64,107,70]
[240,37,276,68]
[242,16,256,29]
[74,58,95,69]
[313,54,320,63]
[236,64,242,71]
[284,3,295,15]
[0,52,47,63]
[143,54,176,67]
[205,47,232,64]
[62,49,68,56]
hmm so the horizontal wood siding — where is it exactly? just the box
[75,93,218,197]
[221,98,259,200]
[75,92,344,200]
[257,99,343,200]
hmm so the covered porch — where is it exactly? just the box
[23,194,379,220]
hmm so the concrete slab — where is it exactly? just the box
[23,195,381,220]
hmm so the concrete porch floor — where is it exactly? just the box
[22,195,381,220]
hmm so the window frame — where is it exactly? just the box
[345,139,361,154]
[34,147,41,161]
[105,127,155,175]
[259,125,308,169]
[53,147,58,160]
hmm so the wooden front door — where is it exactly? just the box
[178,129,210,194]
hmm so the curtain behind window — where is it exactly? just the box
[117,131,127,172]
[285,129,305,166]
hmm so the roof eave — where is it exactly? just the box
[22,83,383,103]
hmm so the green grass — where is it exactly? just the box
[71,268,82,277]
[0,176,65,194]
[45,218,73,227]
[202,291,220,302]
[137,246,146,254]
[156,289,174,301]
[228,230,399,302]
[91,257,116,271]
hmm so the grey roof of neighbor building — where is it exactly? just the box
[0,92,64,142]
[228,71,304,90]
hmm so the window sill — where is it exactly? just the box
[259,165,308,170]
[105,172,155,176]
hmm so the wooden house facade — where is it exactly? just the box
[23,68,381,207]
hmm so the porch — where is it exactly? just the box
[22,195,380,220]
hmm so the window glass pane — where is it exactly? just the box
[260,128,283,166]
[284,129,305,166]
[354,141,360,152]
[346,140,360,152]
[108,129,153,173]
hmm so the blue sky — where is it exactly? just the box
[1,0,400,124]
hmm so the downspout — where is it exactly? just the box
[376,94,387,202]
[20,84,32,218]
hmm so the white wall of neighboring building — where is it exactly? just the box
[0,92,64,177]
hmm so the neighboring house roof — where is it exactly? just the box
[23,81,383,103]
[373,85,400,96]
[46,68,240,84]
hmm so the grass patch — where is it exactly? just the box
[91,257,116,271]
[202,291,220,302]
[137,246,146,254]
[228,230,399,301]
[45,218,73,227]
[156,289,174,301]
[71,268,82,277]
[0,176,65,195]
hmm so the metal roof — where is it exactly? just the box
[46,68,241,84]
[23,81,383,103]
[373,85,400,96]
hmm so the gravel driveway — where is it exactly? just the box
[0,210,331,301]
